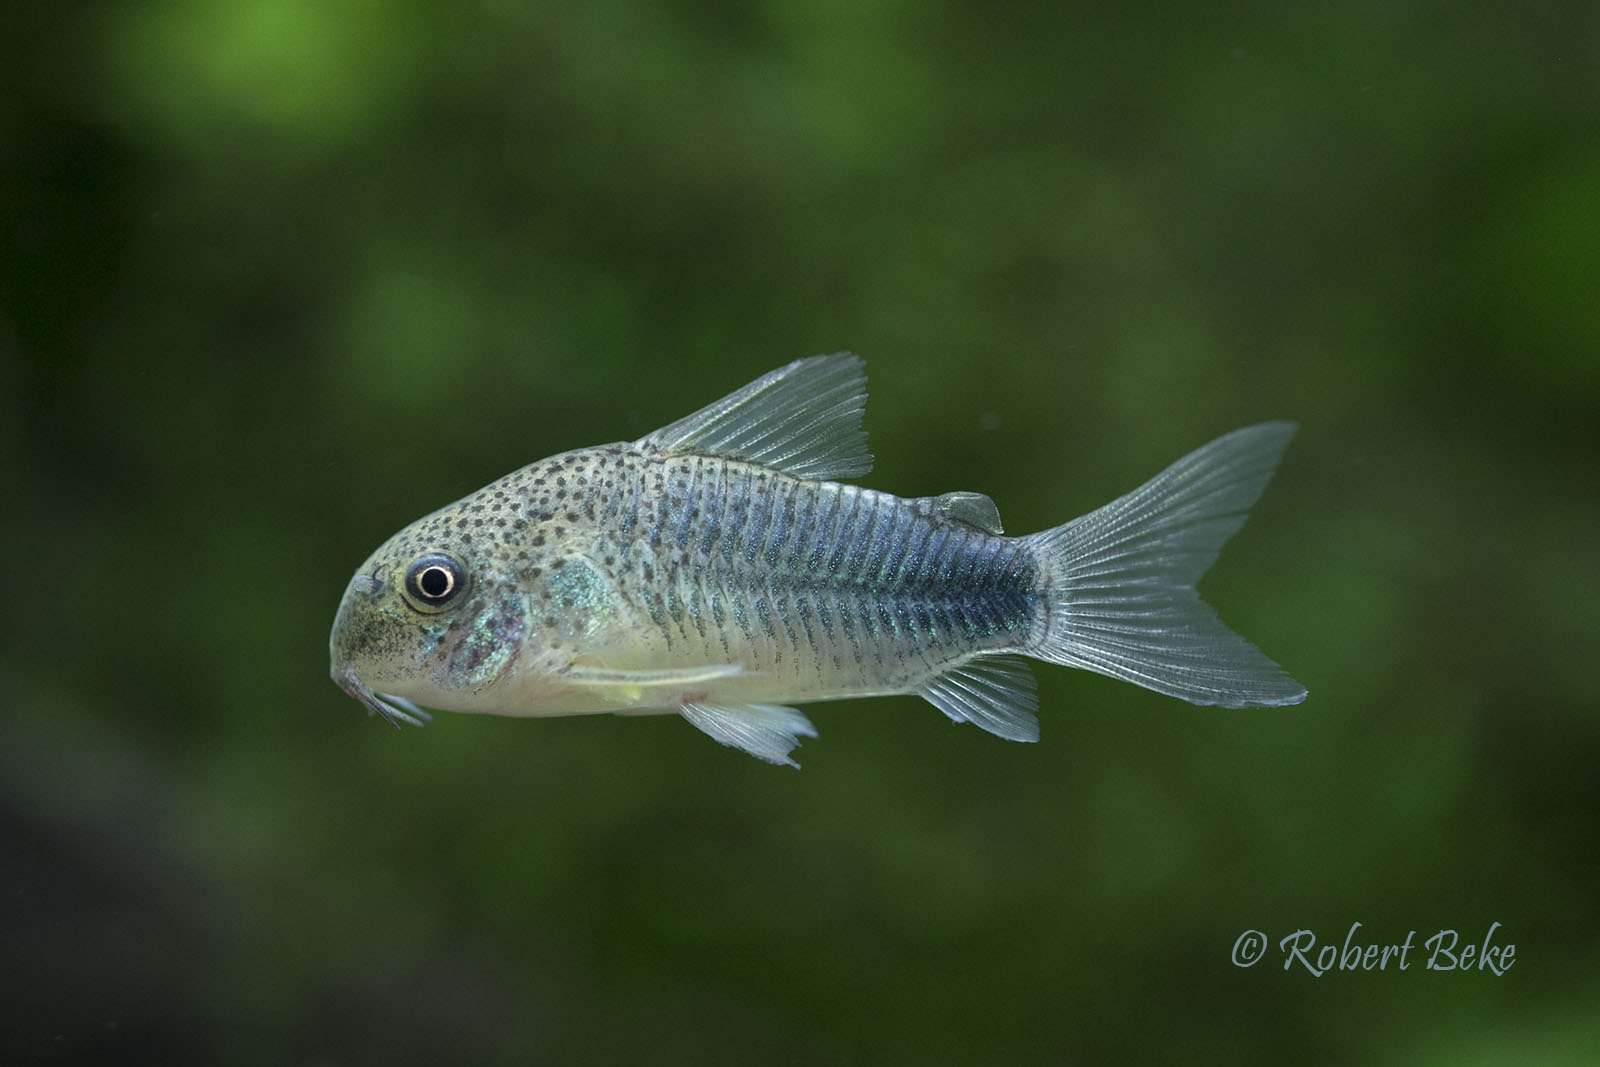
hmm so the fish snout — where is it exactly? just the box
[348,572,382,597]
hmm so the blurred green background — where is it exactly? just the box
[4,1,1597,1063]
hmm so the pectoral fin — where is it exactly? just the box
[560,663,749,688]
[678,701,819,768]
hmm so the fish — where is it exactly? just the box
[330,353,1305,766]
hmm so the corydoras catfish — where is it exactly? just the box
[330,354,1305,766]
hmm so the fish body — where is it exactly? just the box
[330,354,1305,765]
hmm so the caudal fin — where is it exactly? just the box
[1026,423,1307,708]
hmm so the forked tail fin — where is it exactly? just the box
[1026,423,1307,708]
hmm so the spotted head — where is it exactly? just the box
[329,500,534,727]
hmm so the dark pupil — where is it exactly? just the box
[418,565,453,599]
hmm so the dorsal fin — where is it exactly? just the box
[636,353,873,481]
[912,491,1005,534]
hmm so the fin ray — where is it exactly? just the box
[1027,422,1307,708]
[919,654,1039,742]
[637,353,872,480]
[679,702,819,767]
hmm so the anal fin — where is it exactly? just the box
[919,654,1040,742]
[679,702,819,768]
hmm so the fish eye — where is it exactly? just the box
[402,554,468,612]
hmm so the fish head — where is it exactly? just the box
[329,529,534,727]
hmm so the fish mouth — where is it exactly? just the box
[333,660,434,729]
